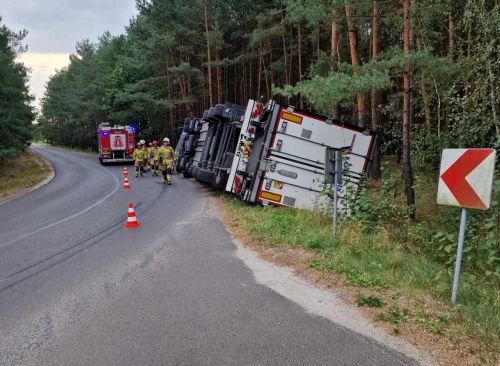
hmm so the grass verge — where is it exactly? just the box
[0,149,53,200]
[220,194,500,366]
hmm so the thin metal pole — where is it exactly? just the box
[451,208,467,305]
[333,151,338,237]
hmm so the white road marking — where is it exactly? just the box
[0,148,120,250]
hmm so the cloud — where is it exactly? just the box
[2,0,137,53]
[3,0,138,109]
[18,53,71,110]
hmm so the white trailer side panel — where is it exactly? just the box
[257,107,375,210]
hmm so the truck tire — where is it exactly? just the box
[192,166,200,179]
[212,172,227,189]
[183,118,197,133]
[214,104,225,118]
[197,168,215,184]
[176,156,185,172]
[212,153,234,189]
[185,135,196,154]
[182,172,191,178]
[99,158,105,165]
[188,165,195,176]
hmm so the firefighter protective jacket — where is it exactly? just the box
[132,147,147,162]
[151,147,159,160]
[157,145,174,162]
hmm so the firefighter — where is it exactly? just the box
[157,137,175,184]
[146,142,153,172]
[150,140,159,176]
[132,141,147,177]
[140,140,149,174]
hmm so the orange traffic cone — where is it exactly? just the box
[123,166,128,177]
[123,177,131,190]
[125,203,140,228]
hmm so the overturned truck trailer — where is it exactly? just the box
[225,100,378,210]
[194,103,246,188]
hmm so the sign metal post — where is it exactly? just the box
[451,208,467,305]
[325,147,346,237]
[333,150,339,237]
[437,148,496,305]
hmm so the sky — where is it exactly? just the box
[1,0,138,110]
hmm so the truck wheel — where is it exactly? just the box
[188,165,195,176]
[176,157,184,172]
[212,171,228,189]
[192,166,200,179]
[99,158,105,165]
[182,172,191,178]
[197,169,215,184]
[183,118,194,133]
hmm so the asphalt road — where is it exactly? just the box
[0,146,421,366]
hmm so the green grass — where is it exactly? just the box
[0,149,52,199]
[356,294,383,308]
[221,194,500,364]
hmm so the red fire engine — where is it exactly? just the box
[97,123,136,164]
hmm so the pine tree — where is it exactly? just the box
[0,17,35,160]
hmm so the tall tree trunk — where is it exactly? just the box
[416,38,431,131]
[257,40,262,98]
[370,1,381,180]
[463,24,472,125]
[203,0,213,106]
[267,40,272,98]
[316,23,320,56]
[403,0,416,219]
[167,48,193,116]
[281,18,290,103]
[216,50,222,104]
[488,61,500,137]
[288,26,293,96]
[330,12,339,119]
[345,5,366,128]
[165,58,174,128]
[249,58,253,101]
[242,60,246,103]
[298,23,304,109]
[448,0,454,57]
